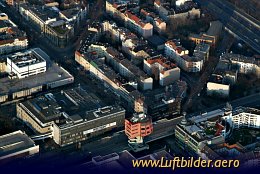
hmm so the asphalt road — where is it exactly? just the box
[195,0,260,53]
[187,92,260,117]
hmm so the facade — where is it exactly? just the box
[125,113,153,140]
[144,80,187,119]
[0,130,39,161]
[143,55,180,86]
[6,48,47,79]
[0,13,28,55]
[17,93,63,134]
[17,87,126,147]
[140,9,167,33]
[0,58,5,72]
[206,82,230,97]
[165,40,204,72]
[221,53,260,76]
[223,107,260,129]
[0,48,74,103]
[53,106,125,147]
[175,111,227,156]
[194,43,210,61]
[106,1,153,38]
[19,4,87,47]
[189,21,222,47]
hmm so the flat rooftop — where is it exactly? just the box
[0,130,36,158]
[20,87,102,124]
[0,62,73,97]
[5,48,46,68]
[189,109,224,123]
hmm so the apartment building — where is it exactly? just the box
[165,40,204,72]
[106,0,153,38]
[143,55,180,86]
[223,107,260,129]
[0,13,28,55]
[19,4,87,47]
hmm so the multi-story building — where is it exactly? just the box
[189,21,223,47]
[194,43,210,61]
[221,53,260,76]
[0,13,28,55]
[154,0,175,21]
[75,49,145,113]
[19,4,87,47]
[144,80,187,119]
[140,9,166,34]
[102,20,150,64]
[53,105,125,147]
[165,40,204,72]
[207,53,260,98]
[0,130,39,161]
[223,107,260,129]
[175,110,227,156]
[6,48,47,79]
[206,82,230,97]
[143,55,180,86]
[106,0,153,38]
[125,113,153,147]
[0,57,6,72]
[17,87,126,146]
[0,48,74,103]
[86,43,153,91]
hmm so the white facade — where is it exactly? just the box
[207,82,230,97]
[6,49,47,79]
[0,38,28,55]
[165,41,203,72]
[231,110,260,129]
[176,0,191,6]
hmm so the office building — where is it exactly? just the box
[6,48,47,79]
[0,48,74,103]
[17,87,126,146]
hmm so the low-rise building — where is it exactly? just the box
[0,130,39,161]
[206,82,230,97]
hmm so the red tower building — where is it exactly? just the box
[125,113,153,151]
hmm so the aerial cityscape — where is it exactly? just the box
[0,0,259,173]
